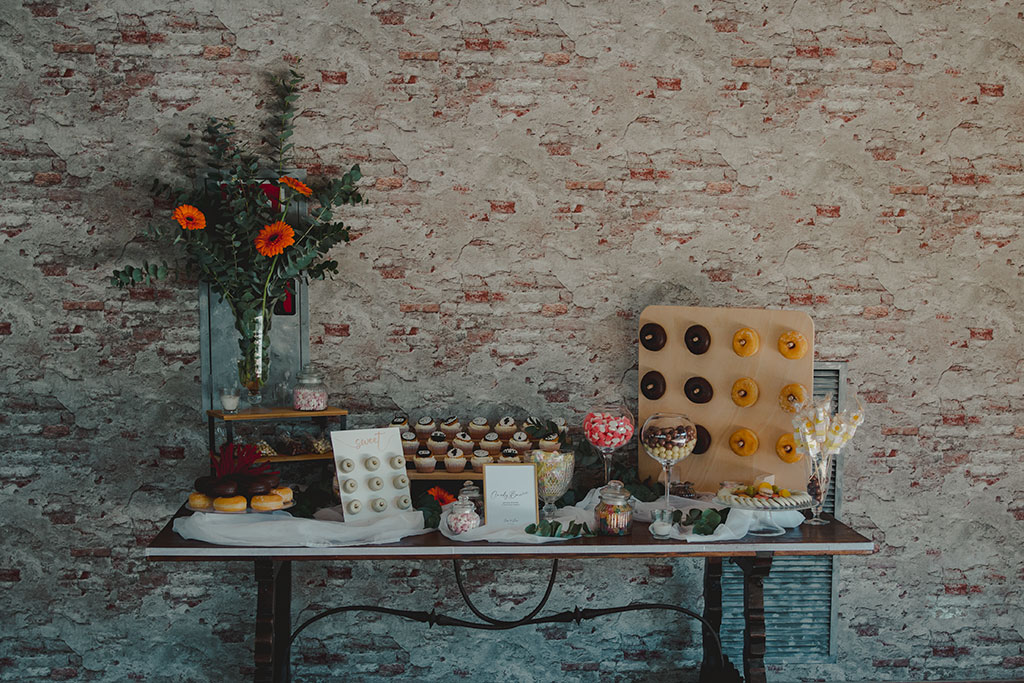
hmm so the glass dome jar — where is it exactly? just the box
[594,480,633,536]
[447,494,481,535]
[458,481,484,520]
[292,365,328,411]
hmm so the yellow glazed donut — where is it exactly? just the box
[732,327,760,357]
[188,492,213,510]
[779,383,809,413]
[775,433,802,463]
[213,495,247,513]
[729,428,759,457]
[270,487,293,504]
[730,377,759,407]
[778,330,808,360]
[251,494,284,512]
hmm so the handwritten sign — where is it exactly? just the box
[330,428,410,521]
[482,463,538,529]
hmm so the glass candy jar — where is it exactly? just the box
[292,365,328,411]
[447,494,481,535]
[594,480,633,536]
[458,481,484,521]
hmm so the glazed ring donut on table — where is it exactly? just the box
[213,495,247,513]
[251,494,284,512]
[730,377,759,407]
[188,492,213,510]
[778,383,809,413]
[775,433,802,463]
[639,322,668,351]
[683,376,714,404]
[778,330,809,360]
[684,324,711,355]
[729,428,759,457]
[641,370,667,400]
[732,327,760,357]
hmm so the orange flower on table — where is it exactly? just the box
[426,486,456,506]
[279,176,313,197]
[254,221,295,257]
[172,204,206,231]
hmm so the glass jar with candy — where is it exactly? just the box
[594,480,633,536]
[292,365,328,411]
[447,494,481,535]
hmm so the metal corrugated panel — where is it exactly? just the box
[719,362,846,664]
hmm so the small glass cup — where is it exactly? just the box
[219,387,240,414]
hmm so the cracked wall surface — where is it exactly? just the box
[1,0,1023,680]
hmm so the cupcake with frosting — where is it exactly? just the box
[401,432,419,456]
[439,416,462,440]
[414,416,436,442]
[452,431,475,454]
[444,447,467,473]
[479,432,502,455]
[538,432,561,452]
[390,414,409,430]
[494,416,517,441]
[498,447,521,463]
[471,450,493,473]
[509,431,532,455]
[414,448,436,473]
[427,431,449,456]
[467,417,490,440]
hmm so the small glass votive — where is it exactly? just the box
[649,508,674,539]
[219,387,240,413]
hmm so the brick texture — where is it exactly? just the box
[1,1,1022,681]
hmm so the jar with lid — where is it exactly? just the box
[458,481,484,521]
[594,479,633,536]
[292,365,328,411]
[447,494,481,535]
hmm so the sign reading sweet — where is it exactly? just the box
[482,463,539,529]
[330,428,412,521]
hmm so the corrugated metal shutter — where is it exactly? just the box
[719,362,846,663]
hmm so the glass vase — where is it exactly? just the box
[236,312,272,406]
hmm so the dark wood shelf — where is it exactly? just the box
[207,406,348,421]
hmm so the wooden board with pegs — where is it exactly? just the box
[637,305,814,493]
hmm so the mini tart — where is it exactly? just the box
[775,434,801,463]
[732,327,760,357]
[188,491,213,510]
[731,377,759,407]
[251,493,284,512]
[779,383,809,413]
[271,487,294,504]
[778,330,808,360]
[728,428,759,457]
[213,495,247,513]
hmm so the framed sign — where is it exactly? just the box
[482,463,539,529]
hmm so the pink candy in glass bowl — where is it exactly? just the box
[583,403,635,484]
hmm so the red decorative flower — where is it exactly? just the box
[172,204,206,230]
[426,486,457,506]
[254,220,295,257]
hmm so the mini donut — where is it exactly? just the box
[210,479,238,498]
[779,383,809,413]
[364,456,381,471]
[728,428,759,457]
[245,480,271,497]
[775,433,802,463]
[640,370,667,400]
[339,458,356,474]
[732,327,760,357]
[684,324,711,355]
[270,487,293,504]
[778,330,808,360]
[731,377,759,407]
[396,494,412,510]
[693,424,711,455]
[684,376,714,404]
[251,494,284,512]
[188,492,213,510]
[371,498,388,513]
[389,455,405,470]
[213,495,247,513]
[346,500,362,515]
[342,478,358,493]
[393,474,409,488]
[368,476,384,491]
[639,322,667,351]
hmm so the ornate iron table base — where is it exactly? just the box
[255,557,747,683]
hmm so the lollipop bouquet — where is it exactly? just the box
[791,393,865,525]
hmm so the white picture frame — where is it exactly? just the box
[482,463,539,529]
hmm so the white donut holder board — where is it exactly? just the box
[331,428,413,521]
[637,305,814,493]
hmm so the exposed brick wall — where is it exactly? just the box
[1,1,1022,680]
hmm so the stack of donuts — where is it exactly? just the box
[188,472,293,513]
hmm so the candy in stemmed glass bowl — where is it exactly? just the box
[583,402,635,484]
[640,413,697,512]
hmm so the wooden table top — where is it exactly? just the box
[146,506,874,562]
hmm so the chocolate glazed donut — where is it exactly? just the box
[684,324,711,355]
[639,323,667,351]
[640,370,667,400]
[693,424,711,454]
[684,376,713,404]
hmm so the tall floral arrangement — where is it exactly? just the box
[112,68,363,401]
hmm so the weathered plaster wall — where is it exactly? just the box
[1,0,1022,680]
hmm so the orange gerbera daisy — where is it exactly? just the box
[254,221,295,257]
[279,176,313,197]
[426,486,457,506]
[172,204,206,230]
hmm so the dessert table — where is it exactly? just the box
[146,508,872,683]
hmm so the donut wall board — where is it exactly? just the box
[331,428,413,521]
[637,306,814,493]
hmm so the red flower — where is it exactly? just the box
[173,204,206,230]
[426,486,457,506]
[254,220,295,257]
